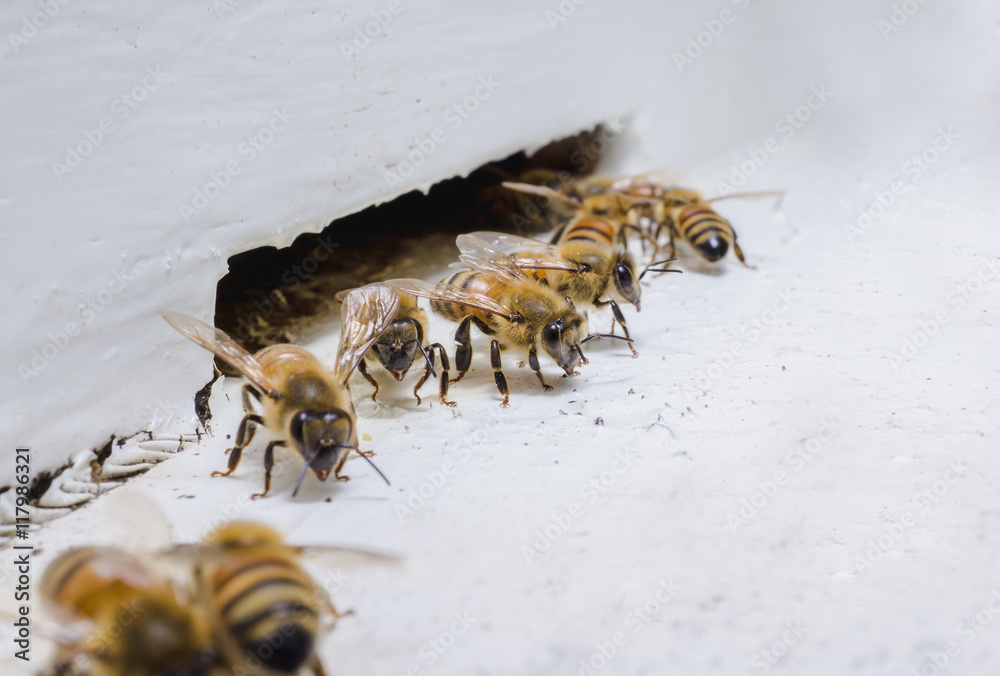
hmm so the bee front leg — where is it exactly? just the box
[419,343,456,406]
[490,339,510,407]
[213,413,263,478]
[595,298,638,358]
[252,440,287,500]
[450,316,475,385]
[528,349,553,391]
[357,358,381,402]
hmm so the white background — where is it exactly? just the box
[3,1,1000,675]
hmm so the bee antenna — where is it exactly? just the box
[639,258,682,280]
[580,332,635,344]
[416,343,436,378]
[292,461,312,498]
[351,446,391,486]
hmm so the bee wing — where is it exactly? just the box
[468,231,581,273]
[612,168,689,190]
[453,233,533,285]
[384,278,514,321]
[333,287,357,303]
[501,181,582,210]
[160,309,277,398]
[334,283,402,384]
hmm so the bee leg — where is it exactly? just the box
[490,339,510,407]
[528,349,553,391]
[664,225,678,263]
[325,599,355,620]
[357,358,380,402]
[213,414,263,477]
[734,240,756,269]
[252,440,286,500]
[242,383,262,410]
[411,348,431,406]
[599,299,638,358]
[308,654,330,676]
[420,343,456,406]
[450,316,475,385]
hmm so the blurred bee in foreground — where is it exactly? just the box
[161,309,390,498]
[189,521,347,676]
[40,545,217,676]
[386,236,631,406]
[40,519,372,676]
[335,283,455,407]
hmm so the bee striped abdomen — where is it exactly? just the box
[677,206,733,261]
[430,270,498,323]
[213,553,320,673]
[561,217,615,247]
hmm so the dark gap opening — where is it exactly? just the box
[214,127,611,363]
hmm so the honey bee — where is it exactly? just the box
[187,521,345,676]
[505,172,781,267]
[161,310,390,498]
[40,520,360,676]
[40,545,219,676]
[384,236,631,406]
[595,174,782,267]
[492,185,675,355]
[335,283,455,407]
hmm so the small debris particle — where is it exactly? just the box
[363,432,373,441]
[594,417,605,426]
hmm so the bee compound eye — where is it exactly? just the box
[543,322,562,355]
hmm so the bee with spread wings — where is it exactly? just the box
[161,310,390,498]
[335,283,456,407]
[384,235,631,406]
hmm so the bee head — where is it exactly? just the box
[374,319,422,381]
[289,410,355,495]
[611,250,641,310]
[541,306,588,375]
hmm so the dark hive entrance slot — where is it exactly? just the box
[214,127,612,363]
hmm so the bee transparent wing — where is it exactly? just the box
[454,234,532,285]
[467,231,556,255]
[501,181,582,210]
[333,287,357,303]
[384,278,514,321]
[612,168,689,190]
[468,232,581,273]
[334,283,402,385]
[160,309,277,398]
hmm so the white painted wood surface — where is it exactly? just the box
[1,1,663,487]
